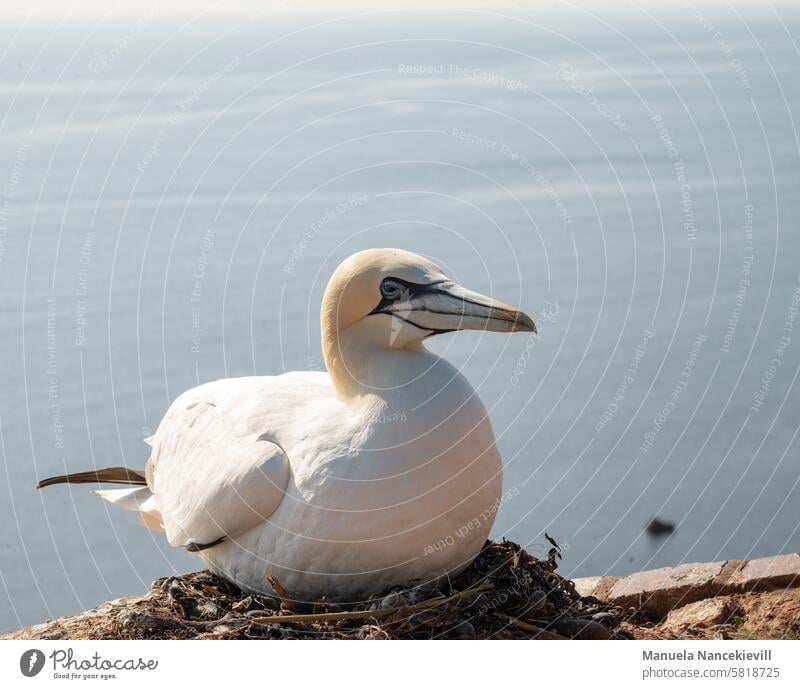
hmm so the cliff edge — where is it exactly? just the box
[3,543,799,640]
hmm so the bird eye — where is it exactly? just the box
[380,279,404,300]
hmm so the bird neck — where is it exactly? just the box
[321,318,428,400]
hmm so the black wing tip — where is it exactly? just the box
[35,467,147,491]
[185,536,227,552]
[36,476,66,489]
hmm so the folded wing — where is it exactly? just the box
[148,391,291,551]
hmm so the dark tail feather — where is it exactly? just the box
[37,467,147,489]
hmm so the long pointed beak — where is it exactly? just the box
[381,281,536,335]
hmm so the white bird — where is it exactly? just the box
[39,249,536,601]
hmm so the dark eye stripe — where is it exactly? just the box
[370,277,448,315]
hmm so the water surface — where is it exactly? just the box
[1,7,799,630]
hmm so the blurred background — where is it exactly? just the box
[0,0,799,631]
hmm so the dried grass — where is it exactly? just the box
[102,538,630,640]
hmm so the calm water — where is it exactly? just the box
[1,8,799,630]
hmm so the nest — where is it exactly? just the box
[112,538,630,639]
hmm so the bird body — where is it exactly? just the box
[39,249,534,602]
[166,358,500,598]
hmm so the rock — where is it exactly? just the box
[608,561,726,617]
[380,592,407,609]
[592,611,620,628]
[664,598,738,631]
[449,621,476,639]
[527,589,548,611]
[573,576,601,598]
[40,630,64,640]
[553,617,610,640]
[729,553,800,591]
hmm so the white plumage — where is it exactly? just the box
[40,249,535,602]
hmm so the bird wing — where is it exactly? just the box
[147,380,291,551]
[95,486,165,532]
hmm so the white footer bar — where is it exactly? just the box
[1,640,797,688]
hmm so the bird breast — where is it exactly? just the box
[194,358,503,598]
[274,356,503,540]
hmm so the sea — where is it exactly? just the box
[0,6,799,630]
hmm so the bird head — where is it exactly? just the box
[322,248,536,351]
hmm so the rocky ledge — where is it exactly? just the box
[573,551,800,639]
[3,544,799,640]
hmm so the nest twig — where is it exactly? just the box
[109,538,629,640]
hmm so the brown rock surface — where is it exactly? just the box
[572,576,602,598]
[608,561,726,616]
[628,588,800,640]
[663,597,739,631]
[729,553,800,590]
[574,551,800,621]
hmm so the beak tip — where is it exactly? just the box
[515,312,537,334]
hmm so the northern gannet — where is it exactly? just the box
[39,249,536,600]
